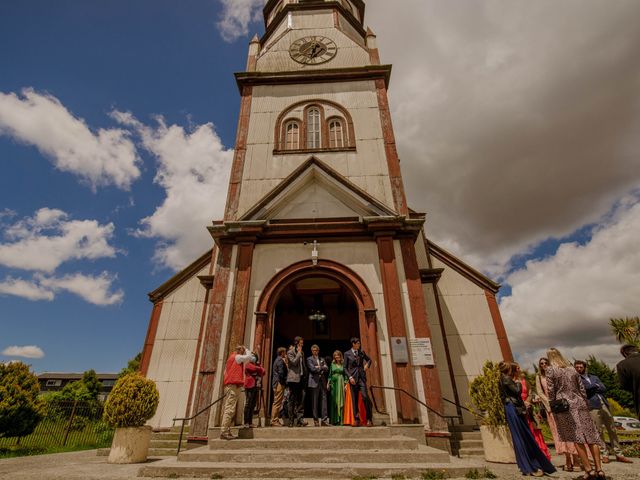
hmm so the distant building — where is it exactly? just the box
[37,372,119,402]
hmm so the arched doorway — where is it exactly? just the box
[253,260,384,417]
[270,277,358,416]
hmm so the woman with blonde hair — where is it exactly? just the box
[545,348,605,480]
[535,357,579,471]
[328,350,346,425]
[499,361,556,477]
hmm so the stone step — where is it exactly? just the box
[150,432,185,440]
[149,448,180,456]
[459,447,485,456]
[459,431,481,440]
[139,458,485,479]
[212,425,393,439]
[459,439,483,448]
[207,436,419,450]
[178,445,450,464]
[149,440,188,449]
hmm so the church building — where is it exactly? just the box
[139,0,513,441]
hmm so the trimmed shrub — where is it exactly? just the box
[0,362,46,438]
[102,373,159,428]
[469,361,506,427]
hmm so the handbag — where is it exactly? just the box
[550,398,570,414]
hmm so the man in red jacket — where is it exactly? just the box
[220,345,254,440]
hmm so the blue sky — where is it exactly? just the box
[0,0,252,372]
[1,1,639,372]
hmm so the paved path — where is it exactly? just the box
[0,450,637,479]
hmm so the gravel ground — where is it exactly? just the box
[0,450,636,480]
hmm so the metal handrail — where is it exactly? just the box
[369,385,459,420]
[172,393,227,456]
[369,385,464,457]
[442,396,474,415]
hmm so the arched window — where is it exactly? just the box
[328,119,345,148]
[284,121,300,150]
[307,108,321,149]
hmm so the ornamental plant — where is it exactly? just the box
[468,360,506,427]
[103,373,159,428]
[0,362,46,438]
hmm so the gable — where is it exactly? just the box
[240,157,397,222]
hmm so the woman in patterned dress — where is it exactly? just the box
[535,357,579,471]
[545,348,606,480]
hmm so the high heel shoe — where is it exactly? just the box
[595,470,606,480]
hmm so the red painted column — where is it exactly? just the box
[224,86,253,221]
[226,240,256,354]
[190,245,233,438]
[400,237,447,431]
[140,302,163,376]
[376,234,418,423]
[375,79,408,216]
[485,291,513,362]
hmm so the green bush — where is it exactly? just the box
[102,373,159,428]
[469,361,506,427]
[0,362,46,438]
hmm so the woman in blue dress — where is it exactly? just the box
[500,361,556,477]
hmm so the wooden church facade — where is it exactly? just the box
[140,0,513,440]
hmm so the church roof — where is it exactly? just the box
[147,249,212,303]
[426,240,501,294]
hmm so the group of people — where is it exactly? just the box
[218,336,374,440]
[500,345,640,479]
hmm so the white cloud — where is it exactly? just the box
[1,345,45,359]
[112,112,233,270]
[366,0,640,275]
[0,88,140,190]
[500,194,640,367]
[39,272,124,306]
[0,277,54,301]
[217,0,265,42]
[0,208,117,273]
[0,272,123,306]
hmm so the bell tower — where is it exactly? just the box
[141,0,513,443]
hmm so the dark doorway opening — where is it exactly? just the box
[269,276,359,417]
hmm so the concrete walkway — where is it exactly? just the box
[0,450,637,479]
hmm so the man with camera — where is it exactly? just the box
[286,336,307,427]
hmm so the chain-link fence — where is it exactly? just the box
[0,400,113,450]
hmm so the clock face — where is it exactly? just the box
[289,36,337,65]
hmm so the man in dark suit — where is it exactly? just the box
[344,337,373,426]
[286,336,307,427]
[617,344,640,418]
[307,344,330,426]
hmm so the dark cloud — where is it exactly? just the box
[367,0,640,272]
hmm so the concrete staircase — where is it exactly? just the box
[148,427,192,456]
[138,425,483,478]
[453,429,484,459]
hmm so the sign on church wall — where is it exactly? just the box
[409,338,435,366]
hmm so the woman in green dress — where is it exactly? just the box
[328,350,346,425]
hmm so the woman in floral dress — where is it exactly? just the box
[546,348,606,480]
[536,357,579,471]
